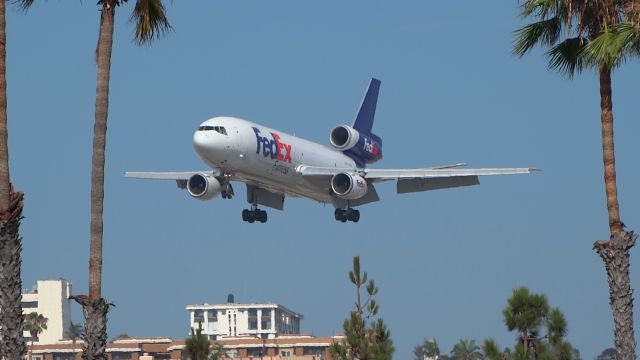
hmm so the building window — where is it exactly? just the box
[193,310,204,323]
[280,350,291,357]
[21,301,38,308]
[248,309,258,317]
[248,320,258,330]
[247,349,263,357]
[261,320,271,330]
[207,310,217,322]
[54,354,74,360]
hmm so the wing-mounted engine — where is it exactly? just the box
[329,125,383,166]
[187,173,222,200]
[331,172,368,200]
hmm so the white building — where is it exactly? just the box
[22,279,72,344]
[186,300,303,340]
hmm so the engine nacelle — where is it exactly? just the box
[331,172,368,200]
[187,174,222,200]
[330,125,360,150]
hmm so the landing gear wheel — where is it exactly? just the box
[334,208,359,223]
[258,210,267,223]
[349,210,360,223]
[242,209,268,223]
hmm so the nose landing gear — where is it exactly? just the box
[335,208,360,223]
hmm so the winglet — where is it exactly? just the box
[352,78,381,134]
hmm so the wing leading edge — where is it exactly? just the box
[296,165,537,193]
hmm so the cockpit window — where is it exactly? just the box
[198,125,227,135]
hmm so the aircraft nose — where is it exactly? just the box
[193,130,214,154]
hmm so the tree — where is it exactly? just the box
[450,339,483,360]
[65,322,83,347]
[183,323,210,360]
[0,0,28,358]
[595,348,616,360]
[414,338,440,360]
[329,256,394,360]
[209,342,229,360]
[486,287,573,360]
[514,2,639,359]
[21,1,171,359]
[24,312,48,360]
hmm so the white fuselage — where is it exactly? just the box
[193,116,356,203]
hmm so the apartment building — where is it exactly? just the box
[186,301,303,340]
[29,335,340,360]
[21,279,73,344]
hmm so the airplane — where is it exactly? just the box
[126,78,535,223]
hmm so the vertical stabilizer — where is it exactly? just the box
[352,78,381,134]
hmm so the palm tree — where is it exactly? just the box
[20,1,170,359]
[209,342,229,360]
[514,2,639,359]
[414,338,440,360]
[65,322,83,348]
[184,323,210,360]
[0,0,28,359]
[450,339,483,360]
[24,312,48,360]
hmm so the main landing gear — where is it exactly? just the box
[242,206,267,223]
[335,208,360,223]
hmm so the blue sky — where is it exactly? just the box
[7,1,640,359]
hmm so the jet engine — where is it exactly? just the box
[187,173,222,200]
[331,172,368,200]
[330,125,360,150]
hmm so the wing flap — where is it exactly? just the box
[397,176,479,194]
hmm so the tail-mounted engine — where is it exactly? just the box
[331,172,368,200]
[187,174,222,200]
[329,125,383,166]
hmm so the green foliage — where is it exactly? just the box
[414,338,440,360]
[514,0,640,73]
[483,287,575,360]
[209,342,229,360]
[595,348,615,360]
[184,323,210,360]
[329,256,394,360]
[450,339,483,360]
[23,312,48,340]
[65,322,83,344]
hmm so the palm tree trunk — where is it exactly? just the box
[593,67,637,360]
[0,0,10,209]
[598,68,622,235]
[0,190,26,360]
[0,1,25,359]
[83,3,115,360]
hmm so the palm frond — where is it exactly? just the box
[521,0,562,18]
[12,0,35,12]
[615,21,640,56]
[582,28,627,69]
[546,36,586,77]
[131,0,172,45]
[513,17,562,56]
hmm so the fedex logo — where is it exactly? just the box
[253,127,292,163]
[363,138,379,156]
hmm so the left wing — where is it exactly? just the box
[296,165,536,194]
[125,171,220,189]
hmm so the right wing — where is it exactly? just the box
[125,171,219,189]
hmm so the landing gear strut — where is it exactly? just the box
[243,187,268,223]
[335,208,360,223]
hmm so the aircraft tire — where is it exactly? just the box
[350,210,360,223]
[242,209,250,222]
[259,210,268,223]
